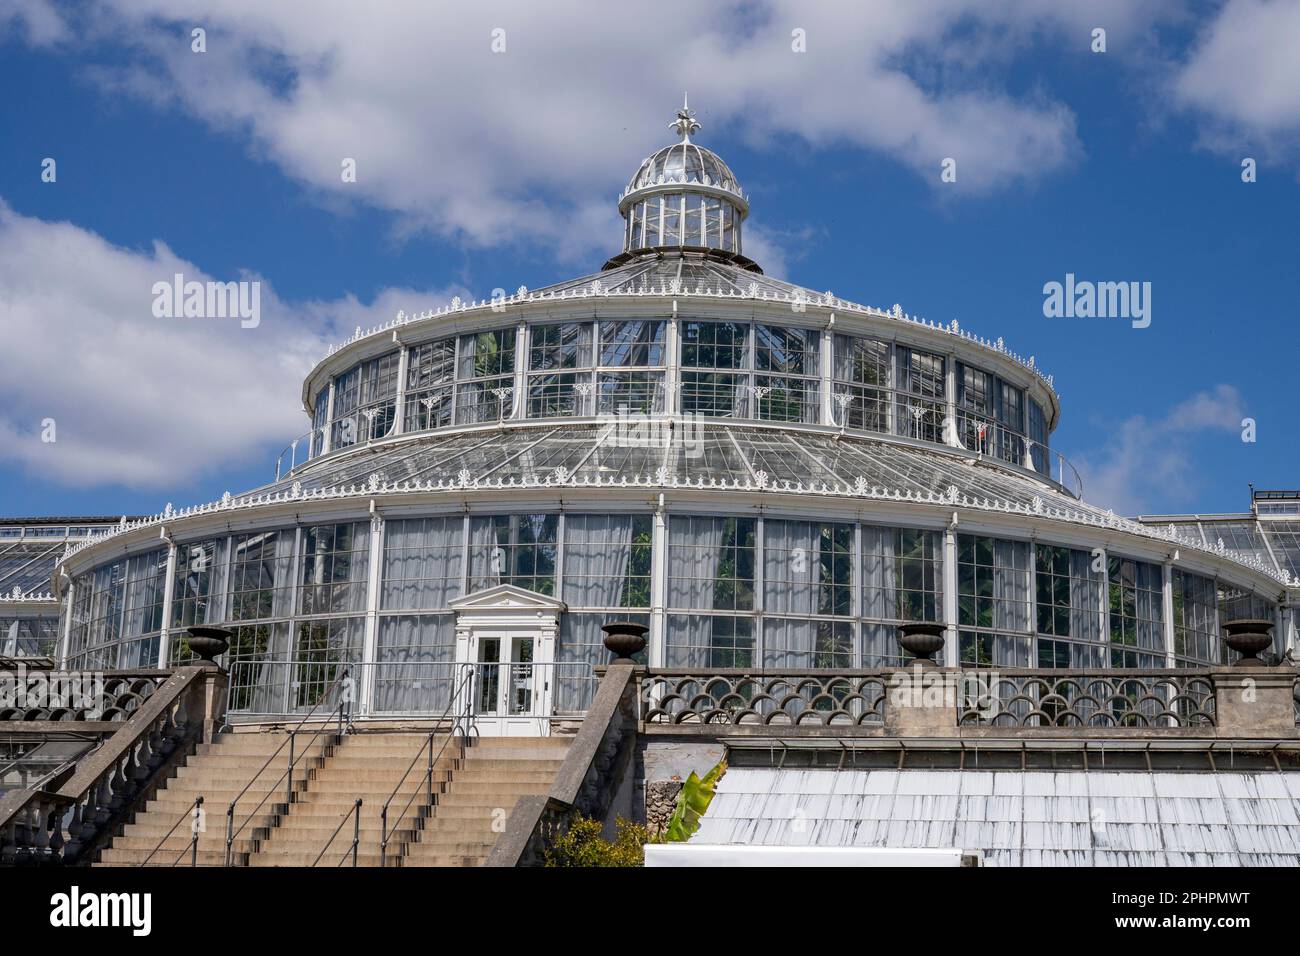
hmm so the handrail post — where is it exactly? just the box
[224,805,234,867]
[426,735,434,807]
[190,796,203,867]
[351,799,362,867]
[286,731,296,808]
[380,806,388,868]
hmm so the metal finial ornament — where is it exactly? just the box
[670,92,700,143]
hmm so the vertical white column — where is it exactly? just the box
[512,321,528,419]
[555,513,566,597]
[56,578,75,668]
[359,510,384,717]
[1210,575,1223,665]
[157,540,178,669]
[393,341,410,436]
[853,522,863,668]
[754,515,765,667]
[886,342,897,437]
[1162,561,1176,667]
[321,381,336,454]
[1097,548,1110,664]
[945,354,958,446]
[820,320,834,425]
[942,525,959,667]
[666,302,679,416]
[649,495,668,668]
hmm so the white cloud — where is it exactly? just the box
[0,0,67,44]
[0,201,462,490]
[1173,0,1300,158]
[1073,385,1248,516]
[17,0,1174,262]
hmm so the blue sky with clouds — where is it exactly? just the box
[0,1,1297,519]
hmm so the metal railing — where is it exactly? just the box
[312,798,362,868]
[955,670,1217,728]
[379,665,475,867]
[273,427,325,481]
[831,391,1084,498]
[138,796,204,868]
[273,404,401,481]
[223,667,352,867]
[224,658,597,721]
[640,670,890,726]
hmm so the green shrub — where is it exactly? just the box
[543,816,652,867]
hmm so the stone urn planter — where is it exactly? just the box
[601,621,649,661]
[898,621,946,666]
[185,625,232,666]
[1222,619,1274,666]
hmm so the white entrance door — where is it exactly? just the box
[470,632,550,735]
[449,584,565,737]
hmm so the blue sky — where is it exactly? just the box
[0,1,1297,519]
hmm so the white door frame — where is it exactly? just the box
[449,584,565,736]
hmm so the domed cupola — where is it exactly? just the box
[607,96,759,272]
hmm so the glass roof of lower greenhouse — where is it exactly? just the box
[62,423,1289,587]
[0,541,68,599]
[261,422,1080,506]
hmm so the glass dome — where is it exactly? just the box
[625,142,741,196]
[616,98,751,264]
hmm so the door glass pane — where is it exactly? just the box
[509,638,534,715]
[477,638,500,714]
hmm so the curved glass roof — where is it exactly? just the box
[535,251,827,298]
[0,541,67,599]
[626,142,741,196]
[259,421,1086,518]
[61,423,1288,588]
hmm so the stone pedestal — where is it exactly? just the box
[1212,668,1298,738]
[883,665,959,737]
[192,666,229,743]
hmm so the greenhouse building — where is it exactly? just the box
[3,102,1299,868]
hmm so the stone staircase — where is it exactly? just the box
[97,731,339,867]
[94,730,569,867]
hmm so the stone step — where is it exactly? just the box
[107,835,261,852]
[431,789,553,807]
[142,795,288,814]
[392,855,484,867]
[400,842,491,858]
[436,780,553,796]
[443,771,559,785]
[304,768,457,785]
[97,848,245,867]
[425,804,528,821]
[452,759,565,773]
[311,756,462,772]
[194,738,335,756]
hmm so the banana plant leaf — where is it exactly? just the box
[662,758,726,843]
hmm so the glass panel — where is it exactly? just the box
[468,514,558,595]
[1107,556,1165,667]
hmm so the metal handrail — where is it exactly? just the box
[138,795,204,868]
[379,665,475,867]
[223,667,352,866]
[273,427,324,481]
[831,390,1084,498]
[312,798,362,868]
